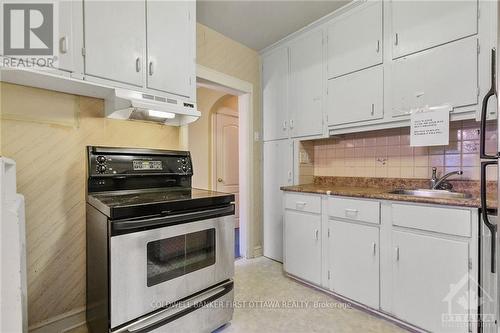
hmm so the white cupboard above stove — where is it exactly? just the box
[0,0,198,124]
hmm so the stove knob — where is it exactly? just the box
[96,156,106,164]
[182,165,188,172]
[181,158,187,164]
[97,165,107,173]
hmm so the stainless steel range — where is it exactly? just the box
[86,146,235,333]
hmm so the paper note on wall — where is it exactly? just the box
[410,105,451,147]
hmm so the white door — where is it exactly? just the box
[214,112,239,226]
[392,230,469,333]
[56,0,82,73]
[84,0,145,87]
[328,65,383,126]
[327,0,383,79]
[263,139,292,262]
[146,0,194,99]
[328,220,379,309]
[284,210,321,285]
[262,47,289,141]
[289,29,324,138]
[391,37,478,117]
[391,0,477,59]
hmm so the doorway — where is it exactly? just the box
[186,65,254,260]
[212,97,240,258]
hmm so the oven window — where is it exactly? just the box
[147,229,216,287]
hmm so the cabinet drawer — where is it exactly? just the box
[392,204,471,237]
[285,193,321,214]
[327,197,380,224]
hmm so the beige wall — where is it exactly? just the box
[196,23,262,253]
[1,83,180,327]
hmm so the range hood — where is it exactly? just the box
[105,89,201,126]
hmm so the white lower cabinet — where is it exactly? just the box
[282,193,478,332]
[284,209,321,285]
[391,230,470,333]
[328,219,380,309]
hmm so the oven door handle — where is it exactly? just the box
[113,280,234,333]
[112,205,235,232]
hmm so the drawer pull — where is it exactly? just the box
[344,208,358,217]
[314,229,319,240]
[295,201,307,209]
[395,246,400,261]
[372,242,376,256]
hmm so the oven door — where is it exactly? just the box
[109,206,235,329]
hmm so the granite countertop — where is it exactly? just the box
[280,177,497,209]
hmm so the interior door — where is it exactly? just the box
[329,220,379,309]
[392,230,469,333]
[215,112,239,227]
[146,0,194,98]
[262,47,289,141]
[391,0,477,59]
[263,139,292,262]
[327,0,383,78]
[84,0,145,87]
[289,29,324,138]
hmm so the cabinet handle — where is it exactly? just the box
[376,40,380,53]
[135,57,141,73]
[371,104,375,116]
[394,33,399,46]
[149,61,154,76]
[288,170,292,183]
[314,229,319,240]
[283,120,287,130]
[295,201,306,209]
[395,246,400,261]
[289,119,294,129]
[60,36,68,54]
[372,242,376,256]
[344,208,358,217]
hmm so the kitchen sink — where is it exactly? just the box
[388,189,473,199]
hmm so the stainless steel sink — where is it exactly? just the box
[388,189,473,199]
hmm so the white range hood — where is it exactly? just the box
[105,89,201,126]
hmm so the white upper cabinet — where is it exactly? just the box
[327,1,383,79]
[328,65,383,126]
[146,1,195,99]
[391,0,478,59]
[84,1,146,87]
[262,47,289,141]
[391,37,478,117]
[289,29,324,138]
[56,0,83,73]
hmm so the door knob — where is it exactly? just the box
[217,178,223,183]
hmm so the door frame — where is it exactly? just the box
[192,65,255,259]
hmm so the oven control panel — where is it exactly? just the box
[88,147,193,177]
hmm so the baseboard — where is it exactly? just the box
[29,307,86,333]
[253,245,263,257]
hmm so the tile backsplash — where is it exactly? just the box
[307,120,497,181]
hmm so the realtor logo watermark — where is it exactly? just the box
[2,2,57,68]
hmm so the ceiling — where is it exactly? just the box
[196,0,350,51]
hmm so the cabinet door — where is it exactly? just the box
[329,220,379,309]
[327,1,382,79]
[84,1,145,87]
[392,231,469,333]
[146,1,194,99]
[289,30,324,138]
[391,37,478,117]
[391,0,477,59]
[327,65,383,126]
[263,140,293,262]
[284,210,321,285]
[57,0,82,73]
[262,47,289,141]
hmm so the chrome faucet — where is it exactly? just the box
[430,167,463,190]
